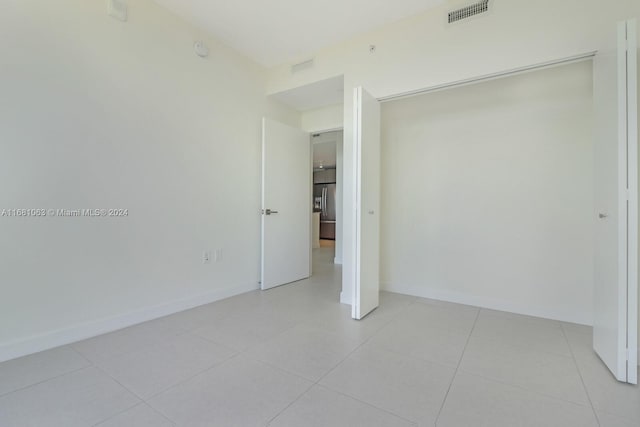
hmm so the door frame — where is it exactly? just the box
[625,18,638,382]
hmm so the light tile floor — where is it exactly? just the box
[0,248,638,426]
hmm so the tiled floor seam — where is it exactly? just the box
[433,307,481,426]
[264,299,420,426]
[263,381,316,426]
[597,409,639,425]
[304,384,419,426]
[91,402,176,427]
[455,369,599,408]
[192,319,302,354]
[141,351,243,402]
[466,333,578,359]
[560,323,602,427]
[76,351,243,426]
[92,364,147,401]
[0,363,90,399]
[129,352,247,426]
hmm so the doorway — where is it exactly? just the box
[312,130,342,252]
[261,76,345,294]
[259,121,344,293]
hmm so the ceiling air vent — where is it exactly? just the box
[291,59,314,74]
[448,0,489,24]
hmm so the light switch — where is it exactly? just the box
[107,0,128,22]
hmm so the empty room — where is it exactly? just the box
[1,0,639,426]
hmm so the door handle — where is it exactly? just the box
[263,209,279,215]
[323,187,327,214]
[598,213,608,219]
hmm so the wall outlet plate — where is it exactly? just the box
[107,0,128,22]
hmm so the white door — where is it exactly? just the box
[261,118,311,290]
[593,19,638,384]
[352,87,381,320]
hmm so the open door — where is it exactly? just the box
[352,87,381,320]
[261,118,311,290]
[593,19,638,384]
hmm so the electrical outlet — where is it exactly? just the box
[214,249,222,262]
[203,251,211,264]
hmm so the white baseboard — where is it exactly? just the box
[381,282,593,326]
[340,291,351,306]
[0,282,259,363]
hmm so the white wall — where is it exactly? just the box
[0,0,299,362]
[301,104,344,133]
[380,61,594,324]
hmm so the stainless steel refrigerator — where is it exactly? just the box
[314,183,336,240]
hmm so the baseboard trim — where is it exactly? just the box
[0,282,259,363]
[340,291,351,306]
[381,282,593,326]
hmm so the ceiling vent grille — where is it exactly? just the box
[448,0,489,23]
[291,59,314,74]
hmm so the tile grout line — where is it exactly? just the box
[73,360,143,426]
[311,384,419,426]
[433,306,482,426]
[193,316,302,355]
[264,382,316,426]
[142,351,243,402]
[454,369,601,409]
[68,345,95,365]
[0,364,90,400]
[559,324,601,427]
[0,346,95,399]
[90,401,176,427]
[264,297,420,426]
[89,349,241,426]
[91,364,147,400]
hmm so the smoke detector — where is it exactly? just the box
[194,41,209,58]
[107,0,127,22]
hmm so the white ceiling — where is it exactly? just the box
[312,131,341,169]
[313,141,337,169]
[153,0,445,67]
[271,75,343,111]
